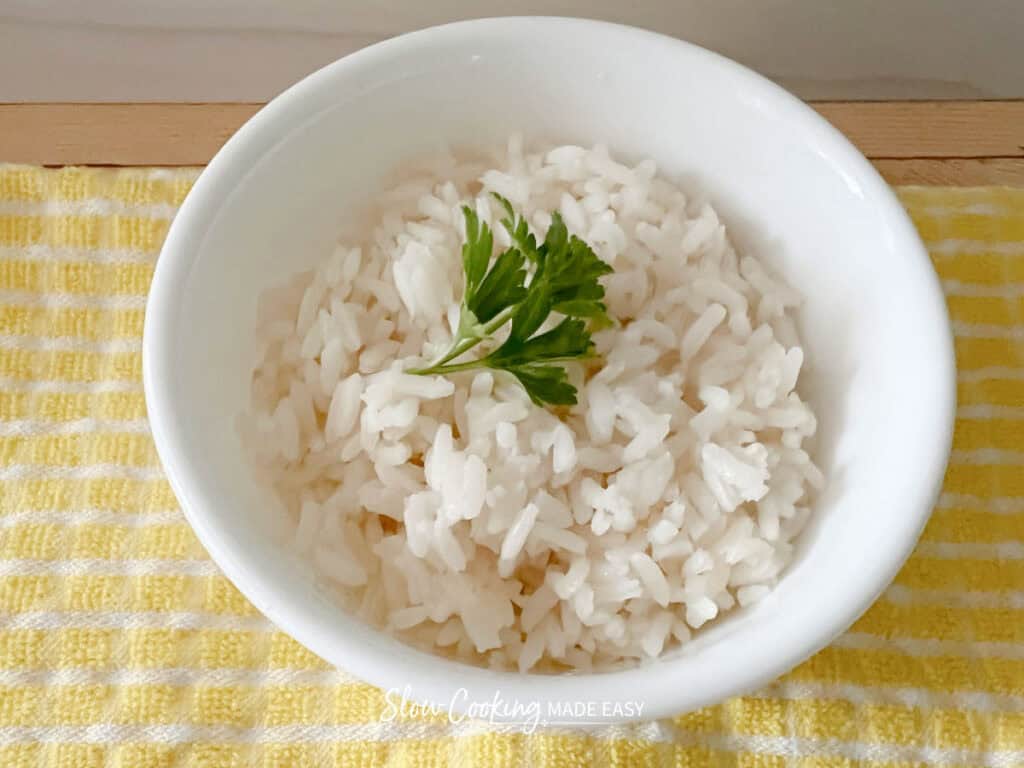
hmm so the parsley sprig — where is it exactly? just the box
[408,194,614,407]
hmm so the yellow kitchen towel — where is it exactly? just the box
[0,165,1022,767]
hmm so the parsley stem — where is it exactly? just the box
[413,358,490,376]
[409,304,516,374]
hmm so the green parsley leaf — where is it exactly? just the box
[552,298,609,319]
[540,211,568,267]
[505,364,578,407]
[460,205,492,302]
[493,193,540,263]
[547,236,614,292]
[489,318,592,367]
[468,247,527,323]
[509,282,551,342]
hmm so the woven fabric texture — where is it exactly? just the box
[0,166,1022,767]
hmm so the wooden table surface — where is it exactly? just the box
[1,101,1022,185]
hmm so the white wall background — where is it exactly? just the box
[0,1,1019,101]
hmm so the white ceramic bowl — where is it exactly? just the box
[144,17,955,721]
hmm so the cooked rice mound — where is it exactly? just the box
[244,137,821,672]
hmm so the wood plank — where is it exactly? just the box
[817,101,1024,159]
[872,158,1024,186]
[0,101,1022,167]
[0,103,258,167]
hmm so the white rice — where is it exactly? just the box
[244,137,821,672]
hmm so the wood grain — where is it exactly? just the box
[818,101,1024,159]
[0,103,258,166]
[1,101,1022,174]
[872,158,1024,186]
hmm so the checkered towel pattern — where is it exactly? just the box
[0,166,1022,766]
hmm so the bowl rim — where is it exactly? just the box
[143,15,957,722]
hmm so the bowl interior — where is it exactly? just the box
[146,18,954,719]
